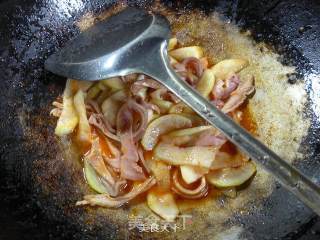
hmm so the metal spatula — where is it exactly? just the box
[45,7,320,215]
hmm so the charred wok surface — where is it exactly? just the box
[0,0,320,239]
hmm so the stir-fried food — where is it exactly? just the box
[51,38,256,221]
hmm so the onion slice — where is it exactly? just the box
[89,114,120,141]
[116,99,148,142]
[172,168,208,199]
[180,165,209,184]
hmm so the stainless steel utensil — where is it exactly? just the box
[45,7,320,215]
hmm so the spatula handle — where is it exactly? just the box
[147,42,320,216]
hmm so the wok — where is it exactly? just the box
[0,0,320,239]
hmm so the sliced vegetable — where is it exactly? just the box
[147,190,179,221]
[168,37,178,51]
[170,56,178,65]
[169,102,194,114]
[147,111,160,123]
[84,158,108,194]
[74,89,91,145]
[169,46,204,61]
[141,114,192,151]
[161,126,213,147]
[55,79,79,136]
[87,84,101,99]
[150,88,166,100]
[97,82,108,91]
[154,142,217,168]
[210,152,244,170]
[180,113,206,126]
[101,89,127,126]
[200,57,209,69]
[150,99,173,113]
[206,162,256,188]
[102,77,125,90]
[180,165,209,184]
[166,126,213,137]
[136,87,148,100]
[67,79,79,93]
[150,88,174,106]
[76,80,93,92]
[96,89,111,105]
[211,59,248,80]
[150,160,171,191]
[161,135,193,146]
[196,69,215,98]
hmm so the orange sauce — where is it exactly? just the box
[239,104,257,134]
[96,130,113,158]
[73,128,114,156]
[219,106,256,156]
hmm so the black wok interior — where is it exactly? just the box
[1,0,320,239]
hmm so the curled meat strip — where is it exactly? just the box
[116,99,148,181]
[221,76,255,113]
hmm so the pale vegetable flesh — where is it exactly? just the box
[147,190,179,221]
[211,58,248,80]
[74,89,91,145]
[206,162,256,188]
[169,46,204,61]
[141,114,192,151]
[101,89,127,126]
[54,79,79,136]
[154,142,217,168]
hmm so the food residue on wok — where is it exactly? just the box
[50,38,256,221]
